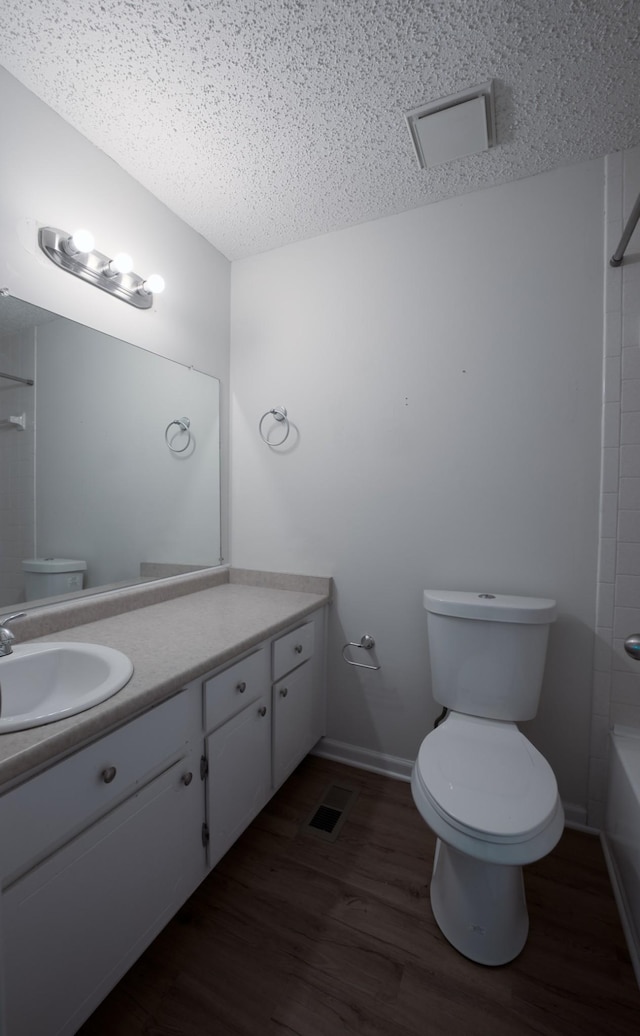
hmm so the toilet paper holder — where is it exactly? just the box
[341,634,380,671]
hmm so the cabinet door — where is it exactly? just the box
[272,661,317,790]
[205,694,271,868]
[1,751,204,1036]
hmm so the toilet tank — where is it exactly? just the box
[423,590,557,722]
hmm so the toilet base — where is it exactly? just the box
[430,838,529,966]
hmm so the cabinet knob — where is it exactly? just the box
[258,705,267,717]
[181,771,193,786]
[279,687,288,698]
[294,643,303,654]
[236,681,247,693]
[101,766,117,784]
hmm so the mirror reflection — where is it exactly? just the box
[0,295,221,610]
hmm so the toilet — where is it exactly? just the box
[411,589,564,966]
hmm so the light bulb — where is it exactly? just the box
[139,274,165,295]
[104,252,134,277]
[63,227,95,255]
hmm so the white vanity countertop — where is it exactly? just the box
[0,581,330,789]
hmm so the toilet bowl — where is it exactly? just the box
[412,590,563,966]
[412,712,564,965]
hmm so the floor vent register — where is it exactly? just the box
[303,783,359,842]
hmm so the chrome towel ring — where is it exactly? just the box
[341,634,381,671]
[165,416,192,453]
[259,406,290,447]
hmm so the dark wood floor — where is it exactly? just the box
[79,756,640,1035]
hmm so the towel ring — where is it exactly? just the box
[165,416,192,453]
[341,634,381,671]
[259,406,290,447]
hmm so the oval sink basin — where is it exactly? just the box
[0,642,134,733]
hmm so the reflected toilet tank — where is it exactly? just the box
[22,558,86,601]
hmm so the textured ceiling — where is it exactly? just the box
[1,1,639,260]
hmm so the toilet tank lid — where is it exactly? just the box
[423,590,556,624]
[22,558,87,573]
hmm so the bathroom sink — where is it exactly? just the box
[0,642,134,733]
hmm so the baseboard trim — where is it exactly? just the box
[562,802,591,830]
[312,738,412,782]
[601,832,640,990]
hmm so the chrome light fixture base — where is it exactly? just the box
[38,227,155,309]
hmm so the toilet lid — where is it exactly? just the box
[416,713,559,841]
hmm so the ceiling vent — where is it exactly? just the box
[406,82,497,170]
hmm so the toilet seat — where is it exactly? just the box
[415,712,559,843]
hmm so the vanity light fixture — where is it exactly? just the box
[38,227,165,310]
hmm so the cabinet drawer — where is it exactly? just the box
[272,621,315,681]
[203,646,269,733]
[0,690,192,885]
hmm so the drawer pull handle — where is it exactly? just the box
[294,643,303,654]
[258,705,267,717]
[279,687,288,698]
[182,772,193,786]
[101,766,117,784]
[236,681,247,693]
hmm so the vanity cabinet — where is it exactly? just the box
[0,688,205,1036]
[0,602,327,1036]
[202,609,326,867]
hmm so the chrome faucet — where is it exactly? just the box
[0,613,26,657]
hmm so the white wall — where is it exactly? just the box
[0,68,231,559]
[230,160,605,813]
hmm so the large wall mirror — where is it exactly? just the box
[0,293,221,610]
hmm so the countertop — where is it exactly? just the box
[0,580,330,790]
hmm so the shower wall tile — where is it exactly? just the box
[618,509,640,541]
[613,606,640,640]
[619,484,640,526]
[620,444,640,476]
[611,669,640,704]
[599,537,617,582]
[612,636,639,672]
[621,411,640,444]
[621,378,640,412]
[617,541,640,574]
[616,573,640,608]
[622,346,640,380]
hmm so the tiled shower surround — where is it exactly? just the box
[590,146,640,828]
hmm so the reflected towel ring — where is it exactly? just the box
[259,406,290,447]
[165,416,192,453]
